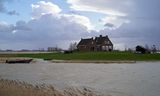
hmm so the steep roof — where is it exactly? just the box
[78,38,93,46]
[95,35,113,45]
[77,35,113,46]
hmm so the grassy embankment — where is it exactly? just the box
[0,52,160,61]
[0,79,101,96]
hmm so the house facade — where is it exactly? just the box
[77,35,113,51]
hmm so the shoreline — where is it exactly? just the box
[1,57,160,64]
[0,57,34,63]
[0,58,136,64]
[51,60,136,64]
[0,52,160,63]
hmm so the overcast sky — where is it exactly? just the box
[0,0,160,50]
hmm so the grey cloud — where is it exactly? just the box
[104,23,114,28]
[0,21,30,33]
[93,0,160,49]
[0,0,7,13]
[99,18,160,49]
[0,0,19,16]
[130,0,160,18]
[0,14,91,49]
[7,10,19,16]
[15,21,30,31]
[0,23,14,33]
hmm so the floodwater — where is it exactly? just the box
[0,61,160,96]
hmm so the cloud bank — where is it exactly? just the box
[0,0,160,50]
[0,1,95,49]
[67,0,160,49]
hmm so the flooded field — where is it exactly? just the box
[0,62,160,96]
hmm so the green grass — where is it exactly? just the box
[0,52,160,61]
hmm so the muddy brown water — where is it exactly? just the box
[0,61,160,96]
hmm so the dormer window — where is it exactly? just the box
[92,41,94,44]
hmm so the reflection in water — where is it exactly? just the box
[0,62,160,96]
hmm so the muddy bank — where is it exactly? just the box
[0,79,102,96]
[0,58,35,64]
[0,58,136,64]
[51,60,136,64]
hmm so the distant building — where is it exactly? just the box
[48,47,56,52]
[77,35,113,51]
[47,47,61,52]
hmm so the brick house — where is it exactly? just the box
[77,35,113,51]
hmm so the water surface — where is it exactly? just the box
[0,62,160,96]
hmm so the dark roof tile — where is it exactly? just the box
[78,38,93,45]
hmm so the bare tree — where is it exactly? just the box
[145,44,150,51]
[152,45,157,53]
[69,42,77,51]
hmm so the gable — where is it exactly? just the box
[77,35,113,47]
[95,36,113,45]
[77,38,93,46]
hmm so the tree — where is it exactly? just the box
[152,45,157,53]
[69,42,77,51]
[145,44,150,51]
[136,45,146,54]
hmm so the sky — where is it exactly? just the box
[0,0,160,50]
